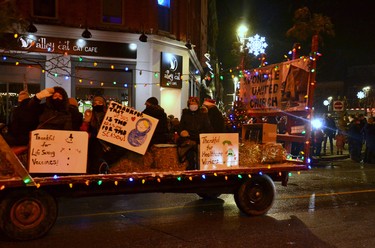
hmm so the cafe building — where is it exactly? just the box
[0,0,211,124]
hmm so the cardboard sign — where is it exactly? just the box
[97,101,158,155]
[29,130,88,173]
[199,133,239,170]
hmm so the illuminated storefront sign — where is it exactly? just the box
[160,52,182,89]
[0,33,137,59]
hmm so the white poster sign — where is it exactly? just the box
[97,101,158,155]
[29,130,88,173]
[199,133,239,170]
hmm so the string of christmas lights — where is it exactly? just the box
[0,164,307,190]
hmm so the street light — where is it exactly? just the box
[323,96,332,112]
[237,24,248,52]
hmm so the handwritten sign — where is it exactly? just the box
[97,101,158,155]
[29,130,88,173]
[199,133,239,170]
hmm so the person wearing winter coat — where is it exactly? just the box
[335,130,346,155]
[178,97,213,170]
[2,90,39,146]
[80,95,127,174]
[30,86,73,130]
[347,116,363,162]
[202,98,226,133]
[323,113,337,155]
[141,97,169,146]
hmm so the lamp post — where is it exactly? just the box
[236,24,249,70]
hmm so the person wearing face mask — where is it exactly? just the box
[177,97,213,170]
[30,86,73,130]
[80,96,127,174]
[81,96,107,137]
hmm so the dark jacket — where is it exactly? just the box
[69,105,83,131]
[4,98,40,146]
[206,106,226,133]
[30,87,73,130]
[363,123,375,149]
[323,116,337,137]
[142,104,169,145]
[178,107,213,143]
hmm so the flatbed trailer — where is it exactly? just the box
[0,134,308,241]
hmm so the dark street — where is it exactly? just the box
[1,158,375,248]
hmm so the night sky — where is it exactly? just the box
[216,0,375,82]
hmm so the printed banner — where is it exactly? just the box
[239,58,310,113]
[29,130,88,173]
[199,133,239,170]
[97,101,158,155]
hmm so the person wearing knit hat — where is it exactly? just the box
[92,95,107,109]
[18,90,29,102]
[203,98,226,133]
[187,96,199,106]
[81,95,107,133]
[145,97,159,106]
[142,96,169,146]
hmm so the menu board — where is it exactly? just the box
[29,130,88,173]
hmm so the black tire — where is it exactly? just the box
[0,189,58,241]
[197,193,221,199]
[234,174,275,216]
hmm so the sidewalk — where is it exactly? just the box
[310,140,350,163]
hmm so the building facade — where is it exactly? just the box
[0,0,216,124]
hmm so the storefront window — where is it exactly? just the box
[0,63,42,124]
[158,0,171,32]
[74,66,133,112]
[102,0,123,24]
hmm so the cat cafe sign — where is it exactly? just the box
[160,52,182,89]
[0,33,137,59]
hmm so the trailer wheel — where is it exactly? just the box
[0,189,58,240]
[197,193,221,199]
[234,174,275,216]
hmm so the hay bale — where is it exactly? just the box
[108,144,187,173]
[239,142,262,166]
[261,143,286,164]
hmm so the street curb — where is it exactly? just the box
[310,154,350,163]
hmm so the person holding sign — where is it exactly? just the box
[80,96,127,174]
[30,86,73,130]
[141,97,169,146]
[178,97,213,170]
